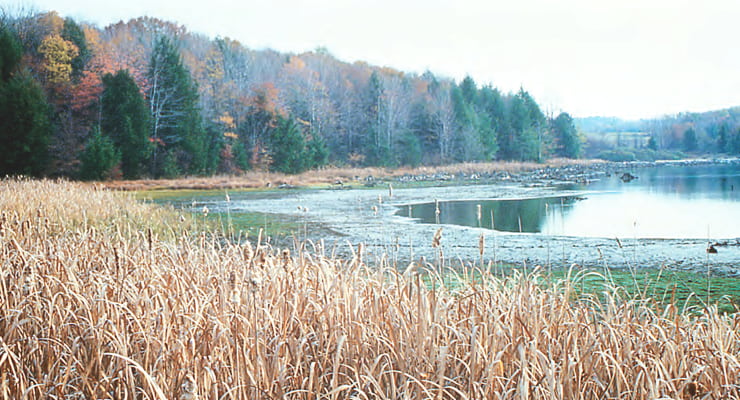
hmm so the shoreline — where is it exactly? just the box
[158,157,740,276]
[108,157,739,192]
[137,159,740,275]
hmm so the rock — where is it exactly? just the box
[620,172,637,182]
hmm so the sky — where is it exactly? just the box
[13,0,740,119]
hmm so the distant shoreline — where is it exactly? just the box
[103,157,739,192]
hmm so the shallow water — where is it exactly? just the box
[148,161,740,272]
[400,163,740,239]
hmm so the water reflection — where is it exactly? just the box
[405,197,582,234]
[398,163,740,239]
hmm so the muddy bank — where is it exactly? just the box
[169,158,740,275]
[201,173,740,276]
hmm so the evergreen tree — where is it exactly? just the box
[363,71,388,165]
[729,128,740,155]
[518,89,547,161]
[305,133,329,170]
[551,112,581,158]
[683,128,698,152]
[79,128,120,180]
[0,26,22,81]
[270,116,306,174]
[0,27,51,177]
[717,124,728,153]
[101,70,151,179]
[148,36,214,176]
[61,18,90,81]
[647,135,658,151]
[0,72,52,177]
[459,75,477,104]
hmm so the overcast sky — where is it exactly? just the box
[16,0,740,119]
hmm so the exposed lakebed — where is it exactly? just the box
[147,159,740,275]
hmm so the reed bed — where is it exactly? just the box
[102,158,603,191]
[1,179,738,399]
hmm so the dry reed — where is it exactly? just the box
[101,158,604,191]
[0,178,738,399]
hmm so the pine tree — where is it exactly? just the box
[61,18,90,81]
[270,116,306,174]
[79,128,120,180]
[148,36,214,176]
[683,128,698,152]
[0,26,22,81]
[717,124,728,153]
[551,112,582,158]
[305,133,329,170]
[0,27,52,177]
[101,70,151,179]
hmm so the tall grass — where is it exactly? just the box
[102,158,603,191]
[1,179,738,399]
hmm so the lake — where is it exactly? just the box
[148,160,740,271]
[399,162,740,239]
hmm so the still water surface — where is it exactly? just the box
[400,163,740,239]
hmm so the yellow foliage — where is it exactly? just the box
[218,112,236,129]
[205,47,225,81]
[285,55,306,72]
[38,34,79,85]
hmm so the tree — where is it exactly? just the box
[0,26,51,176]
[148,36,213,176]
[551,112,581,158]
[728,128,740,155]
[429,80,455,163]
[270,116,306,174]
[0,25,22,81]
[0,71,52,176]
[37,33,79,85]
[363,71,387,165]
[305,133,329,170]
[683,127,698,152]
[79,128,120,180]
[647,135,658,151]
[61,18,90,81]
[101,70,151,178]
[717,124,728,153]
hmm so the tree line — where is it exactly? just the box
[578,109,740,161]
[0,10,582,180]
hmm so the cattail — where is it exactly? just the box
[228,271,236,291]
[476,204,482,227]
[388,183,393,198]
[478,233,485,257]
[432,227,442,248]
[180,374,197,400]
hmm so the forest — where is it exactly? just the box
[579,108,740,161]
[0,10,583,180]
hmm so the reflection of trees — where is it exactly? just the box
[401,197,580,233]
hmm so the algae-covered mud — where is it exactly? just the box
[146,160,740,275]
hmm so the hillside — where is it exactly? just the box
[0,10,582,179]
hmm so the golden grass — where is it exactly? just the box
[101,158,604,191]
[1,179,738,399]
